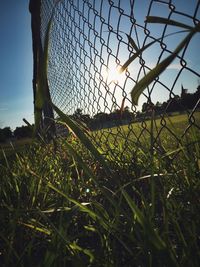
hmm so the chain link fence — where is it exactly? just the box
[38,0,200,165]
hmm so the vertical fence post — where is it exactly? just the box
[29,0,56,139]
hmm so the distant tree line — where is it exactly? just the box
[142,85,200,114]
[71,85,200,130]
[1,86,199,141]
[0,125,32,143]
[0,127,12,143]
[71,106,135,130]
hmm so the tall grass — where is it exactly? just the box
[1,9,199,267]
[0,129,200,266]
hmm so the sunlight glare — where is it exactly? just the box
[102,65,125,85]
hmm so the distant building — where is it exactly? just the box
[181,85,188,98]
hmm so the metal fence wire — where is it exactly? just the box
[39,0,200,165]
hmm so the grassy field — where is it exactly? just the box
[91,111,200,165]
[96,111,200,140]
[0,138,32,159]
[0,113,200,266]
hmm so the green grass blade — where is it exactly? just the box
[69,242,94,263]
[34,1,61,135]
[1,149,9,168]
[51,102,111,174]
[120,97,126,117]
[47,182,97,220]
[122,189,145,225]
[119,40,156,74]
[131,29,196,105]
[146,16,194,31]
[47,182,111,231]
[19,221,51,236]
[126,34,139,52]
[119,30,188,75]
[34,20,52,135]
[122,189,166,250]
[64,141,99,185]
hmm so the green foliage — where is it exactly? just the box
[130,27,197,105]
[14,126,32,139]
[118,18,200,105]
[0,129,200,266]
[0,127,12,143]
[16,8,200,267]
[51,102,111,175]
[33,1,61,136]
[145,16,195,31]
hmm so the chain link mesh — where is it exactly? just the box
[40,0,200,165]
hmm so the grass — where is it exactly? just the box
[1,12,199,265]
[0,138,32,161]
[96,111,200,139]
[0,112,200,266]
[91,111,200,167]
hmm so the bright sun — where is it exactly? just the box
[102,65,125,85]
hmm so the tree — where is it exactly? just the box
[0,127,12,143]
[122,106,134,121]
[142,102,154,112]
[14,126,32,139]
[73,108,91,126]
[0,129,6,143]
[3,127,12,138]
[73,108,83,119]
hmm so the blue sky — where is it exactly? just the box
[0,0,199,130]
[0,0,33,130]
[105,0,200,110]
[47,0,199,116]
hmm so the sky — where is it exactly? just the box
[0,0,33,130]
[105,0,200,109]
[47,0,200,116]
[0,0,199,130]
